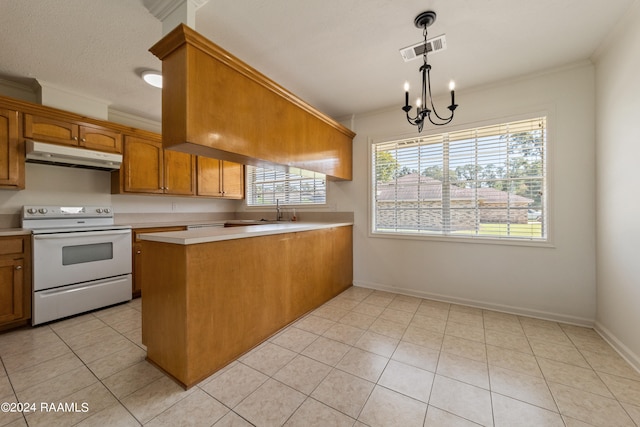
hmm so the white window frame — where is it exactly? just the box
[245,165,327,207]
[370,114,551,246]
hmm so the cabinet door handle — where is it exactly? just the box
[136,250,141,254]
[15,265,22,270]
[73,136,78,141]
[81,138,86,142]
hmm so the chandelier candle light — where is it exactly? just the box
[402,11,457,132]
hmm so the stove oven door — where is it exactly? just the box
[32,228,132,291]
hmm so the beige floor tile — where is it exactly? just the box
[358,385,427,427]
[415,302,450,321]
[74,333,140,364]
[378,360,434,402]
[448,310,484,327]
[110,316,142,334]
[485,329,532,354]
[121,375,194,424]
[8,352,84,392]
[409,313,447,334]
[322,322,365,346]
[486,345,542,377]
[200,362,268,408]
[336,347,388,382]
[445,320,485,343]
[122,328,145,350]
[522,323,572,346]
[351,302,385,317]
[273,355,331,395]
[301,336,351,366]
[492,392,564,427]
[0,391,23,427]
[429,375,493,427]
[74,403,140,427]
[86,342,147,379]
[102,360,164,399]
[483,317,525,336]
[234,379,305,427]
[212,411,253,426]
[241,342,297,376]
[424,405,480,426]
[338,311,376,330]
[401,325,444,350]
[567,332,616,354]
[441,335,486,363]
[391,341,440,372]
[489,365,558,411]
[313,305,349,321]
[354,331,399,358]
[0,326,61,358]
[549,381,635,427]
[387,297,421,314]
[621,401,640,425]
[598,372,640,406]
[270,326,318,353]
[62,325,122,350]
[4,418,28,427]
[284,397,355,426]
[293,314,335,335]
[310,369,374,418]
[378,307,414,325]
[450,304,483,315]
[339,286,373,302]
[50,316,105,341]
[0,375,12,399]
[24,381,117,427]
[15,365,97,404]
[437,352,489,389]
[145,388,228,426]
[362,294,394,308]
[369,318,408,340]
[537,358,613,398]
[529,339,590,368]
[326,296,361,311]
[581,349,640,380]
[1,339,72,373]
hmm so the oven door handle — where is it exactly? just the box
[33,229,132,240]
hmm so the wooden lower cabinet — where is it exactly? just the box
[141,225,353,388]
[0,235,31,330]
[131,226,186,297]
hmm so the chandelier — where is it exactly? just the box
[402,11,457,132]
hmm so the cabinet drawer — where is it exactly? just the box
[0,237,24,256]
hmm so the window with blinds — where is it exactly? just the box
[246,166,327,206]
[372,117,547,240]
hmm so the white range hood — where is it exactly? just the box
[25,140,122,171]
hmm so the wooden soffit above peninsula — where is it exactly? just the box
[149,24,354,181]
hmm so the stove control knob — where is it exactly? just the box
[96,208,103,214]
[27,208,37,214]
[38,208,48,214]
[104,208,111,214]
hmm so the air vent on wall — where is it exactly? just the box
[400,34,447,62]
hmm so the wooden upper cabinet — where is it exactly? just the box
[164,150,195,195]
[24,114,78,146]
[150,25,354,181]
[122,135,164,194]
[0,108,24,190]
[118,135,195,195]
[79,124,122,153]
[196,157,244,199]
[23,114,122,153]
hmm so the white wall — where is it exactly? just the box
[594,2,640,370]
[0,163,240,217]
[334,63,597,325]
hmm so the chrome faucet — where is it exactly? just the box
[276,199,282,221]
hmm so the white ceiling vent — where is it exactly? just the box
[400,34,447,62]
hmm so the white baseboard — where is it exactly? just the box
[594,321,640,374]
[353,280,594,327]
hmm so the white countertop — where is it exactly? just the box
[138,222,353,245]
[0,228,32,237]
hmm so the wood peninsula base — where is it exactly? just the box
[141,225,353,388]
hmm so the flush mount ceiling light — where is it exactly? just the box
[402,11,457,133]
[141,70,163,88]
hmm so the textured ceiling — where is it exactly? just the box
[0,0,635,123]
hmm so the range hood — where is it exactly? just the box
[25,140,122,171]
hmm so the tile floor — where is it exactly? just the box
[1,287,639,426]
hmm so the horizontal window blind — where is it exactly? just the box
[246,166,326,206]
[373,117,546,240]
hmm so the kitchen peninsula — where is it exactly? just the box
[139,222,353,388]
